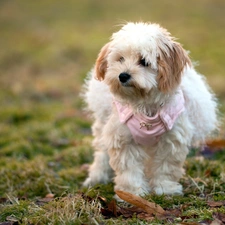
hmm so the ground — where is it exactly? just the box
[0,0,225,224]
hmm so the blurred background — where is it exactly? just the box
[0,0,224,146]
[0,0,225,204]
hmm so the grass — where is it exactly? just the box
[0,0,225,224]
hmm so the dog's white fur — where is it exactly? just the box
[82,22,218,196]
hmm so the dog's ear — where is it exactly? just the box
[95,42,111,81]
[157,42,191,93]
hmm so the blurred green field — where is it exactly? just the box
[0,0,225,224]
[0,0,225,101]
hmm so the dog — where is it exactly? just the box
[82,22,218,197]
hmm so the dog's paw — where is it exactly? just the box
[83,174,111,187]
[114,183,150,200]
[83,177,95,187]
[153,180,183,195]
[113,187,150,202]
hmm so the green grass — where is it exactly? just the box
[0,0,225,224]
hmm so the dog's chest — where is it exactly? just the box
[114,89,185,146]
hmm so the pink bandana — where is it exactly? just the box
[114,89,185,146]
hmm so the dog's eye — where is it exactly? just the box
[119,57,125,63]
[139,58,149,67]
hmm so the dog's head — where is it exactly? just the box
[95,22,191,100]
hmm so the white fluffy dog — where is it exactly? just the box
[82,22,218,197]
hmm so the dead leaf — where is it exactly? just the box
[206,139,225,150]
[210,219,223,225]
[137,212,155,222]
[179,222,201,225]
[0,222,17,225]
[107,199,117,217]
[207,201,225,207]
[0,197,8,204]
[199,219,213,225]
[101,195,182,222]
[119,206,145,218]
[101,199,158,220]
[205,169,212,177]
[213,212,225,223]
[115,190,165,216]
[101,200,120,218]
[158,208,182,221]
[45,193,54,198]
[180,214,198,221]
[36,197,54,206]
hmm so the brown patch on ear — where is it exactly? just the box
[157,42,192,93]
[95,42,111,80]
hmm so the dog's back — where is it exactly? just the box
[181,66,218,145]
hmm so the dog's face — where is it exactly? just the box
[95,23,191,101]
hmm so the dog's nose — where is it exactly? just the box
[119,72,131,83]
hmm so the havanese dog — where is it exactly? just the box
[82,22,218,198]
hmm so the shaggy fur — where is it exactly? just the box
[82,22,218,197]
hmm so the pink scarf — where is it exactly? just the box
[114,89,185,146]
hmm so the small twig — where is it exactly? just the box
[91,217,99,225]
[188,176,205,196]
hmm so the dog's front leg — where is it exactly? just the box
[148,140,189,195]
[83,120,114,187]
[83,148,113,187]
[108,145,150,197]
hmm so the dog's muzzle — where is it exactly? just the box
[119,72,131,84]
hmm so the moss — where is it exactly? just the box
[84,183,115,202]
[0,0,225,224]
[0,200,31,221]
